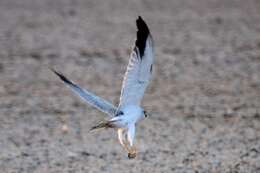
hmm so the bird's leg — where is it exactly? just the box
[123,139,137,159]
[118,129,132,153]
[126,124,137,159]
[118,128,137,158]
[123,143,132,153]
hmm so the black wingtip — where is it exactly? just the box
[135,16,150,58]
[50,68,75,86]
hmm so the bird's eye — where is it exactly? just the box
[144,111,147,117]
[116,111,124,116]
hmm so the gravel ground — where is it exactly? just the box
[0,0,260,172]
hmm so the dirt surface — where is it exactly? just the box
[1,0,260,172]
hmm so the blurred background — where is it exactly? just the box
[0,0,260,172]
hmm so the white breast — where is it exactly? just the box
[121,105,143,123]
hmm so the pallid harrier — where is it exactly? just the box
[52,16,154,159]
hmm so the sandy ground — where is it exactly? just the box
[0,0,260,172]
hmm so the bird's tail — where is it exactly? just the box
[90,120,117,131]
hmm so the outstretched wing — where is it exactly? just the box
[51,69,118,117]
[119,16,154,107]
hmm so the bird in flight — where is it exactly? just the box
[51,16,154,159]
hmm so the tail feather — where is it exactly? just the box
[90,120,116,131]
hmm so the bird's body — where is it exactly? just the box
[90,105,144,130]
[113,105,144,128]
[52,16,154,159]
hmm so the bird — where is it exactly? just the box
[51,16,154,159]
